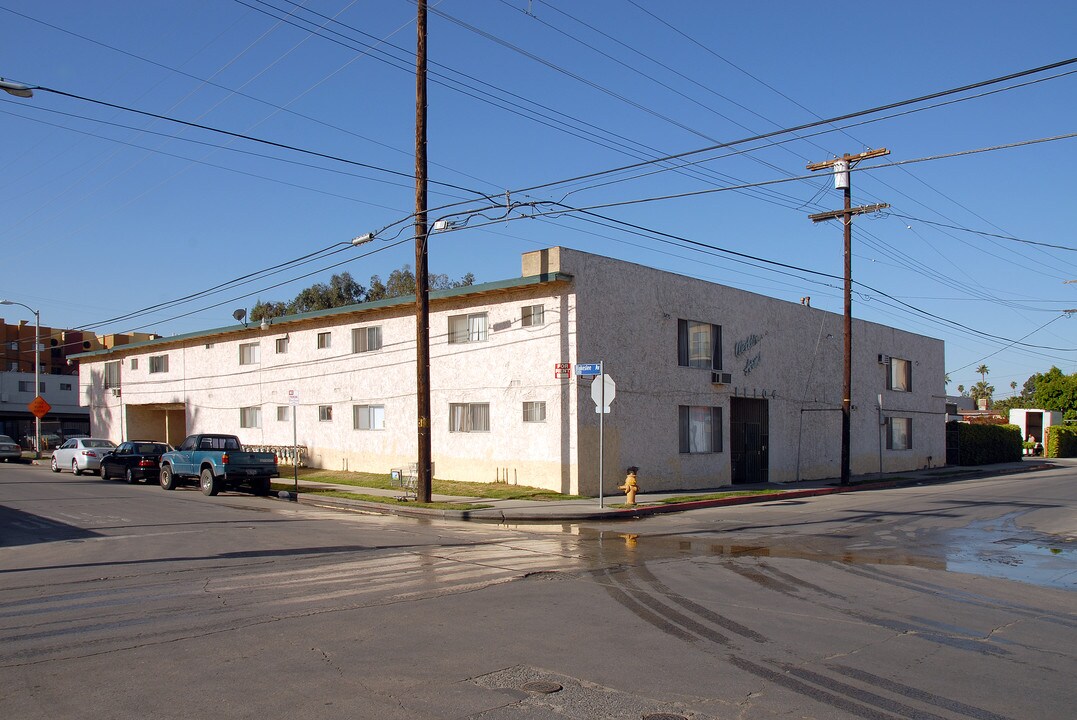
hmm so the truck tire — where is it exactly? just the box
[200,467,220,496]
[160,465,177,491]
[252,478,271,496]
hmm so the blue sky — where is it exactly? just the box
[1,0,1074,396]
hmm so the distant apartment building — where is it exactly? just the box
[75,248,945,495]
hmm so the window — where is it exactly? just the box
[679,406,723,453]
[239,342,261,366]
[130,358,138,370]
[276,406,291,422]
[886,357,912,392]
[318,405,333,422]
[448,313,488,344]
[275,337,289,354]
[7,342,15,351]
[885,417,912,450]
[18,381,44,393]
[352,326,382,353]
[240,406,262,428]
[7,362,16,372]
[60,382,72,391]
[104,361,121,389]
[353,404,385,430]
[678,319,721,370]
[449,402,490,432]
[522,401,546,422]
[317,331,332,349]
[149,355,169,374]
[521,304,544,327]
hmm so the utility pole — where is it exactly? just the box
[807,148,889,486]
[414,0,432,503]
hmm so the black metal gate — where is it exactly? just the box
[731,397,769,485]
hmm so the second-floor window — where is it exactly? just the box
[887,357,912,392]
[149,355,169,374]
[275,337,289,354]
[353,404,385,430]
[449,402,489,432]
[317,331,332,349]
[239,342,260,366]
[678,320,721,370]
[352,326,382,353]
[277,406,291,422]
[18,381,44,393]
[104,361,121,389]
[521,304,544,327]
[319,405,333,422]
[60,382,72,391]
[130,358,138,370]
[522,401,546,422]
[448,313,488,344]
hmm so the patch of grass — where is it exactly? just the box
[286,467,581,501]
[272,483,491,510]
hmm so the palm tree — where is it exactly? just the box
[957,384,965,396]
[977,364,990,384]
[1010,380,1018,395]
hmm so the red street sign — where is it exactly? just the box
[28,396,51,418]
[554,362,571,379]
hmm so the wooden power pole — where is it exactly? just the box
[414,0,432,503]
[807,148,889,486]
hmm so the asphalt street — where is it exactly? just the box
[0,460,1074,719]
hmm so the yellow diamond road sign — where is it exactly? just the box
[28,396,51,418]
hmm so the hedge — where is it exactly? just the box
[947,421,1022,465]
[1045,425,1077,458]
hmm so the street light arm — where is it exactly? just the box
[0,78,34,98]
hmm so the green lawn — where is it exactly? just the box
[273,483,493,510]
[282,468,583,501]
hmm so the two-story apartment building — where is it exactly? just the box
[75,248,945,495]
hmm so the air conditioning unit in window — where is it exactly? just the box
[111,388,122,397]
[711,372,733,385]
[878,354,890,364]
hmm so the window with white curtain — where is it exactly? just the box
[677,319,721,370]
[104,361,121,389]
[239,342,260,365]
[449,402,490,432]
[240,406,261,428]
[448,313,488,344]
[276,406,290,422]
[275,337,289,354]
[317,331,331,349]
[887,357,912,392]
[352,326,382,353]
[886,417,912,450]
[678,406,723,453]
[353,404,385,430]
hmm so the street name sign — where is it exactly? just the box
[576,363,601,376]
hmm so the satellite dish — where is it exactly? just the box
[232,308,247,323]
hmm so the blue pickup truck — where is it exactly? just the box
[159,434,279,496]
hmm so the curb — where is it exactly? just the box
[285,461,1055,523]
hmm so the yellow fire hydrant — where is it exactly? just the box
[618,467,640,505]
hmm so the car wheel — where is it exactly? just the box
[252,478,271,497]
[101,464,110,480]
[200,467,220,496]
[72,459,82,476]
[125,468,136,484]
[160,465,177,491]
[51,456,60,473]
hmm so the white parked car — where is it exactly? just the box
[51,438,117,475]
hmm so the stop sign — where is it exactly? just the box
[590,374,616,413]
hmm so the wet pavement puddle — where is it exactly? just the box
[943,512,1076,590]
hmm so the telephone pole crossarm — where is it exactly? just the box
[809,203,890,223]
[806,148,890,171]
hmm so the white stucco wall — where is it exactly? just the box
[79,247,944,495]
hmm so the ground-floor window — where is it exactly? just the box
[319,405,333,422]
[240,406,261,429]
[449,402,490,432]
[679,405,722,453]
[886,417,912,450]
[353,404,385,430]
[522,401,546,423]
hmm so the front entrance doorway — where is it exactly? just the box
[731,397,769,485]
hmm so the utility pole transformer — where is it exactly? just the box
[414,0,433,503]
[807,148,889,486]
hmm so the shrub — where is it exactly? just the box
[1045,425,1077,458]
[947,421,1022,465]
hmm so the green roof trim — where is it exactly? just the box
[72,271,573,360]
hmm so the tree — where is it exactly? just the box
[250,300,288,322]
[366,265,475,302]
[970,381,994,404]
[1010,380,1017,393]
[957,384,966,396]
[1030,367,1077,418]
[976,364,990,384]
[290,272,365,313]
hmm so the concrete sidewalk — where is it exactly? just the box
[283,459,1058,523]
